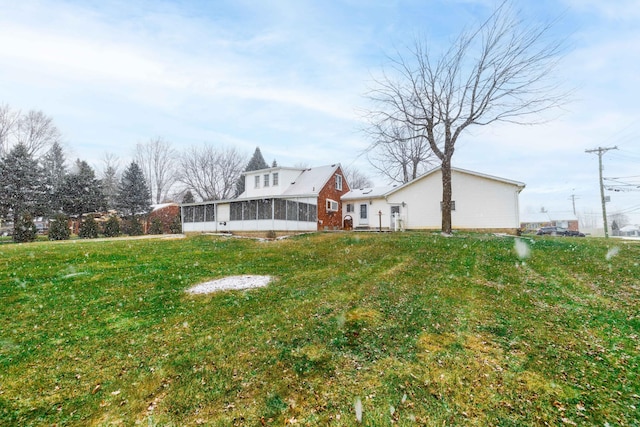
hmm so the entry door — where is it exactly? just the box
[390,205,400,229]
[359,203,368,225]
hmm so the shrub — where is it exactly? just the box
[169,215,182,234]
[102,216,120,237]
[124,217,143,236]
[148,217,163,235]
[48,214,70,240]
[78,216,99,239]
[13,213,37,243]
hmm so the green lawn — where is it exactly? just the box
[1,233,638,426]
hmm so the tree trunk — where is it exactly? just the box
[441,157,453,234]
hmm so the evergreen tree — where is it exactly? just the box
[235,147,268,197]
[13,213,37,243]
[78,216,99,239]
[182,190,195,204]
[0,144,46,233]
[61,159,105,217]
[41,141,67,213]
[48,213,70,240]
[102,215,121,237]
[116,161,151,218]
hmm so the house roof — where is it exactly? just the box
[342,186,397,201]
[341,166,525,200]
[280,164,341,196]
[520,212,578,223]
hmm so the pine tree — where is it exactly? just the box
[41,141,67,214]
[182,190,195,204]
[0,144,46,234]
[48,213,70,240]
[235,147,269,196]
[13,213,37,243]
[62,160,105,217]
[116,161,151,219]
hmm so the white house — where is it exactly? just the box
[342,166,525,234]
[181,164,350,233]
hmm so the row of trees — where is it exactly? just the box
[0,133,152,241]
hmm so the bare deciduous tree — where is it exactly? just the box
[178,145,246,201]
[366,1,566,233]
[135,137,177,204]
[0,104,20,156]
[100,152,121,210]
[366,120,437,184]
[343,166,374,189]
[15,110,62,157]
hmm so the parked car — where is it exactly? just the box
[536,226,585,237]
[536,226,567,236]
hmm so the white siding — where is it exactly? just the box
[242,169,303,198]
[343,169,521,231]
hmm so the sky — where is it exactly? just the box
[1,0,639,226]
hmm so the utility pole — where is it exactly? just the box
[568,193,580,216]
[585,146,617,238]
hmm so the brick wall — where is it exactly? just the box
[317,167,350,230]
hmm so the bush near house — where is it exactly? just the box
[48,214,70,240]
[102,216,120,237]
[78,216,99,239]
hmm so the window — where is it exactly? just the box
[440,201,456,211]
[360,203,368,219]
[335,174,343,191]
[264,174,270,187]
[326,199,339,212]
[254,176,260,188]
[273,172,279,186]
[346,203,354,213]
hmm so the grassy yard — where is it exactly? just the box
[0,232,638,426]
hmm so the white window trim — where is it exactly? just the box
[264,174,270,187]
[254,175,260,188]
[326,198,339,212]
[335,174,343,191]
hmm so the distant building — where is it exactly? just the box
[520,212,579,233]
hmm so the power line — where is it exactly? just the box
[585,146,617,238]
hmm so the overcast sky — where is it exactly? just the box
[1,0,639,225]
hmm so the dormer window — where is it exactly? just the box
[335,174,343,191]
